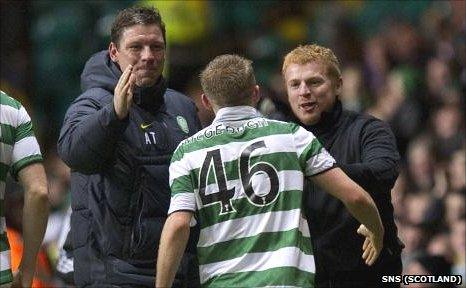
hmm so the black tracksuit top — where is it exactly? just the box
[303,100,404,274]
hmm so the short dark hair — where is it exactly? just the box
[200,54,256,107]
[111,6,166,47]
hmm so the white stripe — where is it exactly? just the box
[0,143,13,166]
[0,217,5,234]
[199,246,315,284]
[17,106,31,125]
[299,215,311,237]
[305,149,335,176]
[198,209,304,247]
[168,192,196,215]
[0,104,30,127]
[56,250,74,274]
[0,250,11,271]
[12,136,41,164]
[292,126,317,158]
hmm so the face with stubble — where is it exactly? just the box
[284,61,342,126]
[109,24,165,87]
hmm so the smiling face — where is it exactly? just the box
[109,24,165,87]
[284,61,342,125]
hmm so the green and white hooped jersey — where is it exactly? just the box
[168,106,335,287]
[0,91,43,284]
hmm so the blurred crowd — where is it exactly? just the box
[1,1,465,287]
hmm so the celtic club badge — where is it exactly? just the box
[176,116,189,134]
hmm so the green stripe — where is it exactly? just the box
[0,124,15,145]
[171,152,301,195]
[0,92,21,109]
[198,228,312,265]
[298,138,323,169]
[198,189,302,229]
[202,266,314,287]
[0,122,35,145]
[0,269,13,285]
[15,121,34,142]
[171,174,194,195]
[171,146,185,164]
[0,234,9,251]
[172,121,294,162]
[10,154,42,180]
[0,163,9,182]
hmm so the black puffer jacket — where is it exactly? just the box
[303,100,404,282]
[58,51,201,287]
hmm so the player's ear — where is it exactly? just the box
[201,93,213,111]
[334,77,343,96]
[109,42,119,62]
[251,85,260,106]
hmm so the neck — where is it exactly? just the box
[133,77,167,113]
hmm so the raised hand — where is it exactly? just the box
[114,64,135,119]
[357,224,383,266]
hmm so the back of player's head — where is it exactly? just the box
[282,44,341,81]
[200,54,256,107]
[111,5,166,47]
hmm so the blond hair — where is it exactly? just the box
[200,54,256,107]
[282,44,341,80]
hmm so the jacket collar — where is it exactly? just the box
[306,99,343,136]
[133,77,167,114]
[212,106,262,124]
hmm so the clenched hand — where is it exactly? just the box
[114,64,135,119]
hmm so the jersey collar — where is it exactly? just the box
[212,106,262,124]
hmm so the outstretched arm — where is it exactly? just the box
[311,167,384,265]
[11,163,49,288]
[156,211,192,288]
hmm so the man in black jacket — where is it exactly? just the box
[57,6,201,288]
[282,44,404,287]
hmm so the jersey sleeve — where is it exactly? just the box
[292,124,336,176]
[168,145,196,215]
[10,105,43,179]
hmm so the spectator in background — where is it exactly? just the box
[0,91,49,288]
[282,44,403,287]
[404,253,454,288]
[57,6,201,288]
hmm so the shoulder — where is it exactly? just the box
[172,125,212,163]
[70,88,113,109]
[343,110,391,132]
[164,89,196,108]
[0,91,30,127]
[263,118,300,134]
[1,91,22,110]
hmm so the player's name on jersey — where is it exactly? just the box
[183,118,269,145]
